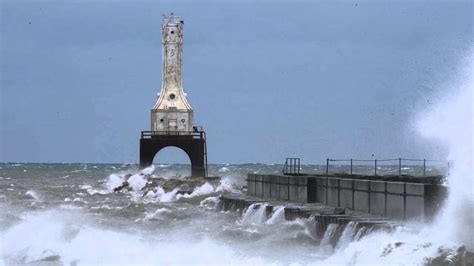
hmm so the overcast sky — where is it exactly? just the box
[1,0,472,164]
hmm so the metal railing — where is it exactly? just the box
[325,158,450,177]
[282,158,301,175]
[141,126,206,139]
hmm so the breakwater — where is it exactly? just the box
[246,174,447,221]
[219,172,448,248]
[219,194,397,248]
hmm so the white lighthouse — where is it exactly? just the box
[151,14,193,133]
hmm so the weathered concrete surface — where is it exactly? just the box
[247,174,255,196]
[315,177,327,203]
[270,175,279,199]
[354,180,370,213]
[327,178,340,207]
[263,175,272,198]
[297,177,308,203]
[247,174,447,222]
[255,175,263,198]
[151,15,193,132]
[279,176,289,201]
[369,181,386,215]
[339,179,354,209]
[424,184,448,221]
[405,183,424,220]
[386,182,405,219]
[289,176,298,202]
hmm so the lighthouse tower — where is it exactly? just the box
[139,14,207,178]
[151,14,193,132]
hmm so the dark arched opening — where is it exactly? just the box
[139,134,207,177]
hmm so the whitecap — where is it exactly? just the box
[200,196,220,209]
[25,190,40,201]
[143,208,172,220]
[216,177,239,193]
[105,174,123,191]
[140,165,156,175]
[218,167,229,173]
[127,174,147,191]
[177,182,214,199]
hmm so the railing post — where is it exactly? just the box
[399,158,402,176]
[350,159,353,175]
[374,159,377,176]
[368,181,371,213]
[384,182,387,217]
[289,158,292,174]
[325,158,329,205]
[403,183,407,221]
[338,179,341,207]
[423,159,426,176]
[292,158,295,174]
[447,161,450,176]
[326,158,329,175]
[352,179,355,210]
[298,159,300,174]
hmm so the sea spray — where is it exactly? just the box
[127,174,148,191]
[335,221,358,250]
[239,203,268,225]
[105,173,123,191]
[323,53,473,264]
[266,206,285,225]
[416,62,474,250]
[320,223,339,253]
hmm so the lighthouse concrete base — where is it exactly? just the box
[139,130,207,178]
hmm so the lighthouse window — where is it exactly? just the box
[181,119,185,123]
[171,31,174,34]
[169,93,176,100]
[160,119,164,122]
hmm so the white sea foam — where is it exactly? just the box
[216,177,239,194]
[177,182,214,199]
[105,173,123,191]
[80,184,108,195]
[127,174,147,191]
[140,165,156,175]
[143,208,172,220]
[160,188,179,202]
[218,167,229,173]
[200,196,220,209]
[1,210,266,265]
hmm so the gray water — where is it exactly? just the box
[0,163,464,265]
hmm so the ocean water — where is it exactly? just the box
[0,163,329,265]
[0,160,471,265]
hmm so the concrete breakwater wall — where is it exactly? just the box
[219,195,395,248]
[247,174,447,221]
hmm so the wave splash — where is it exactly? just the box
[323,54,473,264]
